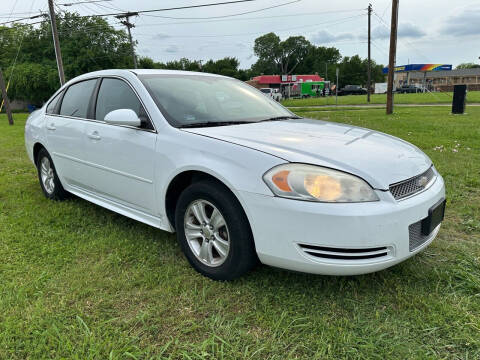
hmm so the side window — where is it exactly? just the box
[95,78,153,130]
[46,91,63,114]
[59,79,97,118]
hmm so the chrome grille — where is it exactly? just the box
[298,244,392,261]
[409,220,433,251]
[390,167,435,200]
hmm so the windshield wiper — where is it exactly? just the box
[179,121,256,128]
[259,115,302,122]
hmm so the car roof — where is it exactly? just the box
[79,69,223,78]
[66,69,225,87]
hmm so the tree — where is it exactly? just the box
[295,45,342,80]
[335,56,385,88]
[5,63,58,104]
[1,12,133,103]
[456,63,480,69]
[202,57,239,77]
[252,33,310,74]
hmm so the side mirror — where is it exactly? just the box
[104,109,141,127]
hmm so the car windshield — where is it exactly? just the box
[139,74,293,127]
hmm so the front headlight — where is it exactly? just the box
[263,164,379,202]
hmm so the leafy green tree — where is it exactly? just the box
[335,56,385,87]
[252,33,310,74]
[295,45,341,80]
[202,57,239,77]
[2,12,133,103]
[5,63,58,104]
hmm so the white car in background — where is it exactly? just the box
[25,69,446,280]
[260,87,282,101]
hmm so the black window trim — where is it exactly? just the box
[56,77,100,120]
[93,76,156,133]
[45,75,157,134]
[45,89,65,115]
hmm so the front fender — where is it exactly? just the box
[154,128,285,225]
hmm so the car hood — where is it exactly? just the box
[182,118,432,190]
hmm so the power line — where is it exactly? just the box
[59,0,112,6]
[142,0,301,20]
[137,9,365,26]
[132,14,365,38]
[0,13,44,26]
[372,10,431,63]
[75,0,267,18]
[0,0,270,26]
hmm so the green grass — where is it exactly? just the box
[282,90,480,107]
[1,110,479,359]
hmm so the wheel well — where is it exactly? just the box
[33,143,46,166]
[165,171,234,230]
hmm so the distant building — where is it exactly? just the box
[404,68,480,92]
[383,64,480,92]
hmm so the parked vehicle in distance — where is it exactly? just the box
[396,84,421,94]
[260,87,282,101]
[337,85,368,96]
[300,81,325,98]
[25,69,446,280]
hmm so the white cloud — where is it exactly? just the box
[164,45,179,53]
[440,5,480,36]
[311,30,355,44]
[153,33,171,40]
[372,23,426,40]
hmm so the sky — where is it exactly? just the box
[2,0,480,70]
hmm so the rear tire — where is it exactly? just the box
[175,180,257,280]
[36,148,69,200]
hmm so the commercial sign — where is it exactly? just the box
[382,64,452,74]
[280,75,297,82]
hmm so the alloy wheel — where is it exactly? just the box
[184,199,230,267]
[40,157,55,194]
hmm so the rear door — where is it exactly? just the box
[82,77,157,215]
[45,78,98,189]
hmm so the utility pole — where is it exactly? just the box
[48,0,65,86]
[335,67,339,107]
[0,68,14,125]
[116,12,139,68]
[386,0,399,115]
[367,3,372,103]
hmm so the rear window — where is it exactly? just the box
[60,79,97,118]
[46,91,63,114]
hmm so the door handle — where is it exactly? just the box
[88,131,101,140]
[46,123,56,131]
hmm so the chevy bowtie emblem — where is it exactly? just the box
[417,176,429,187]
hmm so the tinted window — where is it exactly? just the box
[46,91,63,114]
[60,79,97,118]
[140,75,292,127]
[260,89,271,93]
[95,78,151,129]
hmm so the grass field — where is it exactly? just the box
[1,109,479,359]
[281,90,480,107]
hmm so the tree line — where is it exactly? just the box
[0,12,385,104]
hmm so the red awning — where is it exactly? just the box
[251,74,323,84]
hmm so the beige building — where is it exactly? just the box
[396,68,480,92]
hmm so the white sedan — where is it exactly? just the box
[25,69,446,280]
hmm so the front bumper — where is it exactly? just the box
[239,174,445,275]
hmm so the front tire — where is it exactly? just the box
[175,180,257,280]
[36,148,69,200]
